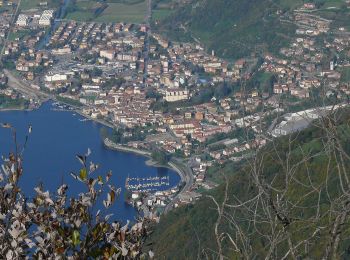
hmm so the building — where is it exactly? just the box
[100,50,115,60]
[45,73,68,82]
[16,14,28,27]
[272,119,310,137]
[39,10,54,26]
[165,89,189,102]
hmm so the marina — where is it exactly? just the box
[126,176,171,191]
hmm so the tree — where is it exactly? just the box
[0,124,152,258]
[151,150,170,165]
[146,81,350,259]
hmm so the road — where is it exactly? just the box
[0,0,22,61]
[143,0,152,85]
[4,69,50,102]
[164,158,194,214]
[104,137,194,215]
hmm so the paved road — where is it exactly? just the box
[143,0,152,85]
[164,158,194,214]
[4,70,50,101]
[0,0,22,60]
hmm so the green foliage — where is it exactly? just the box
[0,94,29,109]
[340,67,350,83]
[101,77,126,90]
[206,128,255,145]
[56,96,83,107]
[249,71,277,94]
[151,150,170,165]
[155,0,299,59]
[108,126,147,144]
[146,109,350,259]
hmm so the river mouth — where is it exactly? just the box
[0,101,180,221]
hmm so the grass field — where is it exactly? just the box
[322,0,346,8]
[8,29,32,41]
[20,0,59,10]
[65,0,146,23]
[94,2,146,23]
[153,9,173,21]
[66,11,96,21]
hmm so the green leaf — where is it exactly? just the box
[72,230,80,246]
[98,175,103,184]
[79,168,87,181]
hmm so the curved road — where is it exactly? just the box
[164,158,194,214]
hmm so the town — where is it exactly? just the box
[0,0,350,219]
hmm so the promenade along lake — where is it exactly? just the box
[0,102,180,221]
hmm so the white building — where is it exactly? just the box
[45,73,68,82]
[39,10,54,26]
[165,89,189,102]
[16,14,29,27]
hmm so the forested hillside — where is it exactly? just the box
[153,0,336,59]
[145,108,350,259]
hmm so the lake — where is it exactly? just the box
[0,101,180,221]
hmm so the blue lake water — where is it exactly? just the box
[0,102,180,222]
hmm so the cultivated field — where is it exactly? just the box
[65,0,147,23]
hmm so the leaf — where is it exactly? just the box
[4,183,13,191]
[72,230,80,246]
[76,154,86,165]
[106,171,112,182]
[56,247,65,254]
[45,197,54,205]
[1,123,12,128]
[149,250,155,259]
[35,236,44,245]
[121,245,128,256]
[27,202,36,208]
[70,172,77,180]
[24,238,35,249]
[110,190,116,204]
[105,214,113,221]
[1,164,9,176]
[98,175,103,184]
[6,250,13,260]
[57,184,68,195]
[79,168,87,181]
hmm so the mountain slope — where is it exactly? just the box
[154,0,329,59]
[145,109,350,259]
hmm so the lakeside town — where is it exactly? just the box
[0,0,350,219]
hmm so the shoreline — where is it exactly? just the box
[0,105,33,112]
[103,138,187,186]
[0,100,189,185]
[1,98,192,214]
[0,100,189,184]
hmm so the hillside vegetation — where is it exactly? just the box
[154,0,339,59]
[146,108,350,259]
